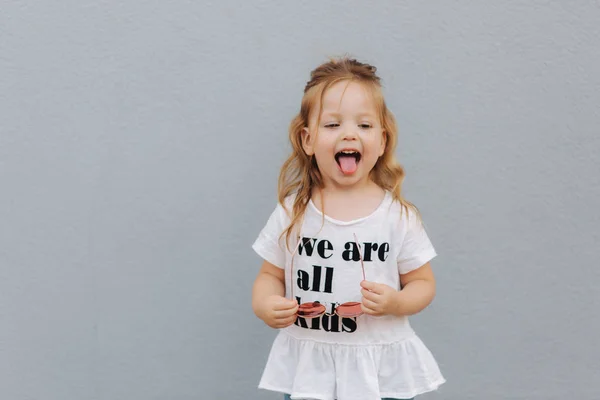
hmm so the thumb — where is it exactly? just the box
[360,280,382,294]
[360,280,375,290]
[279,297,298,308]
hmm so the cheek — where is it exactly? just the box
[313,145,334,164]
[315,138,336,154]
[365,137,384,155]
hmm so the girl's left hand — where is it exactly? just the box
[360,280,399,316]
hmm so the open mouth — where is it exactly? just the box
[335,150,361,175]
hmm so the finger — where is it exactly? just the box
[361,302,382,316]
[273,299,299,311]
[274,299,298,310]
[360,280,374,290]
[273,307,298,319]
[272,303,298,316]
[276,315,297,328]
[360,280,384,294]
[360,304,375,315]
[361,288,380,301]
[361,297,380,312]
[370,285,385,295]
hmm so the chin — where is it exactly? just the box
[331,174,367,188]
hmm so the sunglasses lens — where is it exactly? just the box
[297,301,326,318]
[335,301,363,318]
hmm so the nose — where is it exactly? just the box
[341,123,358,141]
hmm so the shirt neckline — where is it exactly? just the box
[307,191,392,226]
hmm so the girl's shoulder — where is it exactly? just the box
[276,194,297,219]
[384,194,423,229]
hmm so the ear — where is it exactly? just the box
[379,130,387,156]
[301,127,315,156]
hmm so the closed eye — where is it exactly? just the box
[324,123,340,128]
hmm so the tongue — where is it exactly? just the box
[338,156,358,174]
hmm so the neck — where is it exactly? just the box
[313,179,384,201]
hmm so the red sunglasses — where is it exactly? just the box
[290,233,366,319]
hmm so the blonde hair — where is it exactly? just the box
[278,57,418,247]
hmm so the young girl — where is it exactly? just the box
[251,57,445,400]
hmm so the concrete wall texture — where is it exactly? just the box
[1,1,599,399]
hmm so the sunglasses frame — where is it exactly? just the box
[290,232,366,319]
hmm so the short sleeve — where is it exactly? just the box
[252,202,290,269]
[396,209,437,274]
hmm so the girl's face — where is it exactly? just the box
[302,81,386,190]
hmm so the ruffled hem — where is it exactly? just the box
[259,331,445,400]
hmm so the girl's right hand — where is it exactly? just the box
[257,295,299,329]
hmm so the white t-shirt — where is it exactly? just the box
[252,191,445,400]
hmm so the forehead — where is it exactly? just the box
[320,80,377,115]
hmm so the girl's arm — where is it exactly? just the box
[395,262,436,316]
[252,261,299,328]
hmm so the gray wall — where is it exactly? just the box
[1,1,599,399]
